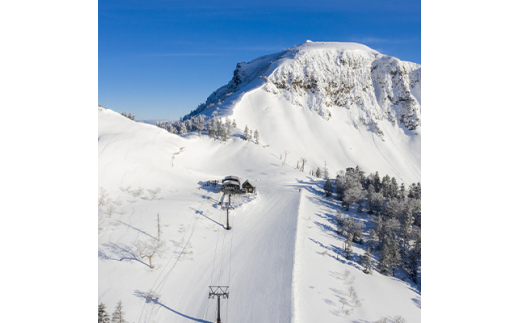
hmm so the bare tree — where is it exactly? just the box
[393,316,407,323]
[299,157,307,172]
[134,239,164,268]
[132,187,144,198]
[98,187,110,207]
[105,203,116,218]
[148,187,162,200]
[98,212,104,235]
[157,213,162,241]
[282,151,289,167]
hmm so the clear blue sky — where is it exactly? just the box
[99,0,420,121]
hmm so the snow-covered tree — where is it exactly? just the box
[389,177,399,198]
[323,160,329,179]
[324,178,333,197]
[359,249,373,274]
[336,209,346,235]
[315,167,322,178]
[407,229,421,284]
[179,122,187,136]
[375,215,384,242]
[254,129,259,144]
[112,300,125,323]
[388,237,401,275]
[99,303,110,323]
[342,186,363,211]
[243,125,250,141]
[121,111,135,120]
[397,183,407,200]
[378,239,392,275]
[367,191,385,214]
[380,175,391,198]
[343,216,364,243]
[344,238,353,260]
[382,198,402,218]
[367,229,378,251]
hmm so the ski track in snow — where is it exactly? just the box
[137,197,208,323]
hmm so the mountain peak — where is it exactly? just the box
[183,41,420,134]
[292,40,378,53]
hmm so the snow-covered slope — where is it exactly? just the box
[183,41,421,184]
[98,106,420,323]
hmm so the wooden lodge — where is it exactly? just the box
[242,180,255,193]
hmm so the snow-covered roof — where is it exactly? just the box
[224,175,239,181]
[222,179,240,186]
[242,180,254,187]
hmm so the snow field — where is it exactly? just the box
[291,179,420,323]
[99,106,420,323]
[231,88,420,185]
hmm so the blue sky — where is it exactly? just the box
[99,0,420,120]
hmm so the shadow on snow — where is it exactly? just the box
[134,290,211,323]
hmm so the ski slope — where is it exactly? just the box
[98,107,420,322]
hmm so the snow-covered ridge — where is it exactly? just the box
[186,41,421,133]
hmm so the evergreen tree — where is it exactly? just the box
[112,300,125,323]
[343,186,362,211]
[408,229,421,284]
[381,175,391,198]
[373,171,381,192]
[353,220,365,243]
[254,129,259,144]
[378,239,392,275]
[323,161,329,179]
[397,183,406,200]
[383,198,402,218]
[324,178,333,197]
[388,237,402,276]
[315,167,322,178]
[336,209,345,235]
[375,215,384,243]
[390,177,399,198]
[243,125,250,141]
[210,118,218,139]
[360,249,373,274]
[367,229,378,251]
[408,183,417,199]
[367,191,385,214]
[99,303,110,323]
[344,216,364,243]
[344,238,353,260]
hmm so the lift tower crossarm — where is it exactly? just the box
[209,286,229,323]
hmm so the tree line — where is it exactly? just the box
[333,166,421,284]
[156,111,260,144]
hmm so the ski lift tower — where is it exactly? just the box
[209,286,229,323]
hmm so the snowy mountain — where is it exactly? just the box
[99,41,421,323]
[180,41,420,184]
[187,41,420,132]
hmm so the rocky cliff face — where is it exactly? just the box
[185,41,421,134]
